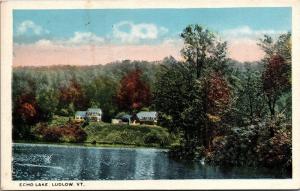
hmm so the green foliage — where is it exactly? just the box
[144,130,170,147]
[231,63,267,125]
[84,123,173,147]
[258,32,291,64]
[259,33,291,118]
[154,25,291,172]
[207,125,260,166]
[155,25,231,150]
[48,115,70,126]
[36,85,59,121]
[207,118,291,172]
[255,123,292,171]
[83,75,118,122]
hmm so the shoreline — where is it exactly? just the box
[13,140,169,150]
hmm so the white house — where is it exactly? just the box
[86,108,102,122]
[74,111,87,122]
[136,111,158,125]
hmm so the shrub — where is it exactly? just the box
[35,122,87,143]
[207,119,292,171]
[144,130,171,147]
[105,132,123,144]
[207,125,259,166]
[144,131,162,144]
[255,123,292,171]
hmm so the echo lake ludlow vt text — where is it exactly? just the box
[19,182,84,188]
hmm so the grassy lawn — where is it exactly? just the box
[28,115,177,148]
[84,122,176,148]
[48,115,71,126]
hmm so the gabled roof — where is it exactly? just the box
[75,111,86,116]
[87,108,102,113]
[137,111,157,119]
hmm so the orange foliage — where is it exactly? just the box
[207,72,230,116]
[59,79,87,110]
[116,69,151,111]
[262,55,290,96]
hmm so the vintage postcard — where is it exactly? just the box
[1,0,300,190]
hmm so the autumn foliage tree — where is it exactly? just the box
[12,74,39,139]
[155,25,231,154]
[13,96,38,140]
[262,55,290,118]
[207,72,231,118]
[116,69,152,112]
[15,94,38,125]
[193,72,231,149]
[58,78,88,115]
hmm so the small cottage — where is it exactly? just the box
[112,114,135,125]
[74,111,87,122]
[86,108,102,122]
[136,111,158,125]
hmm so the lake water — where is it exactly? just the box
[12,143,290,180]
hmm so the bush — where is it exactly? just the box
[144,131,162,144]
[255,123,292,171]
[43,128,63,142]
[207,125,259,166]
[105,133,123,144]
[206,119,292,171]
[35,122,87,143]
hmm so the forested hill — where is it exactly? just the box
[13,60,161,88]
[13,58,262,86]
[13,58,259,124]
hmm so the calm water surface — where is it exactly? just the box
[12,143,290,180]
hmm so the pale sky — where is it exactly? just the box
[13,8,291,66]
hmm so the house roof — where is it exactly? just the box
[137,111,157,119]
[75,111,86,116]
[121,114,132,119]
[87,108,102,113]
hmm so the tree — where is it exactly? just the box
[12,73,38,140]
[258,33,291,64]
[258,32,291,118]
[155,25,231,153]
[233,64,266,125]
[262,55,290,118]
[36,84,59,122]
[207,72,231,117]
[181,25,230,148]
[192,72,231,148]
[180,24,229,78]
[116,69,152,112]
[84,76,118,122]
[58,78,88,115]
[154,57,193,135]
